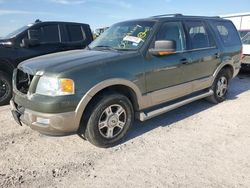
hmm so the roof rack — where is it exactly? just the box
[151,14,183,18]
[151,14,221,19]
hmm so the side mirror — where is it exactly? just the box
[149,40,176,56]
[21,38,40,48]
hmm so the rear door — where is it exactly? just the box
[181,20,220,83]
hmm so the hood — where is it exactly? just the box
[0,38,13,47]
[18,49,127,75]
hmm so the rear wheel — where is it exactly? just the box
[0,71,12,106]
[206,69,230,104]
[83,93,134,148]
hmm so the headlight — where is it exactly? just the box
[36,76,75,96]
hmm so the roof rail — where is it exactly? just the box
[151,14,221,19]
[151,14,183,18]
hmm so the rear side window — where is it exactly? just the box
[67,25,85,42]
[185,21,214,49]
[211,21,241,46]
[41,25,60,43]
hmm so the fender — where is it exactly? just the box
[74,78,151,127]
[0,59,15,74]
[212,59,237,84]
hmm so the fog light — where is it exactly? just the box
[36,117,50,125]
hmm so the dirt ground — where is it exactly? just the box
[0,73,250,188]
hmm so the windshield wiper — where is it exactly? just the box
[92,45,118,51]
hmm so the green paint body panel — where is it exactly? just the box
[12,15,242,124]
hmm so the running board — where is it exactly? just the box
[139,90,214,121]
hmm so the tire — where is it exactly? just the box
[83,93,134,148]
[0,71,12,106]
[206,69,230,104]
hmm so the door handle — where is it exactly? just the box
[215,53,220,58]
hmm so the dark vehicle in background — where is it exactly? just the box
[11,14,242,147]
[0,20,93,105]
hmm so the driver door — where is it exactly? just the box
[145,21,192,105]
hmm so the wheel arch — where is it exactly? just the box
[0,59,15,76]
[213,63,235,82]
[75,78,146,132]
[221,64,234,78]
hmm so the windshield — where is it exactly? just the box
[4,25,30,39]
[89,21,155,51]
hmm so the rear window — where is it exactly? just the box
[211,21,241,47]
[67,25,85,42]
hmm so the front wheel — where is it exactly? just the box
[0,71,12,106]
[206,69,230,104]
[84,93,134,148]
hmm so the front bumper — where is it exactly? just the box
[10,100,79,136]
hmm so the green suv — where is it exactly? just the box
[11,14,242,147]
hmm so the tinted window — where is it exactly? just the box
[157,22,186,51]
[41,25,60,43]
[67,25,84,42]
[212,21,241,46]
[185,21,214,49]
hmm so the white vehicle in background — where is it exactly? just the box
[241,32,250,70]
[222,13,250,70]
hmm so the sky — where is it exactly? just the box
[0,0,250,36]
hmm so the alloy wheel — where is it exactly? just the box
[98,104,127,139]
[216,76,228,98]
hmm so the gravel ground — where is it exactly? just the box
[0,73,250,188]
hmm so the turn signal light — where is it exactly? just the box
[60,79,74,94]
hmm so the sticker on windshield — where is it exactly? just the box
[123,36,142,44]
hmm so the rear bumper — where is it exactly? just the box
[10,100,79,136]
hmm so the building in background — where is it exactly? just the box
[221,12,250,38]
[222,13,250,67]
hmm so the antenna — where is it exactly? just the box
[35,19,42,23]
